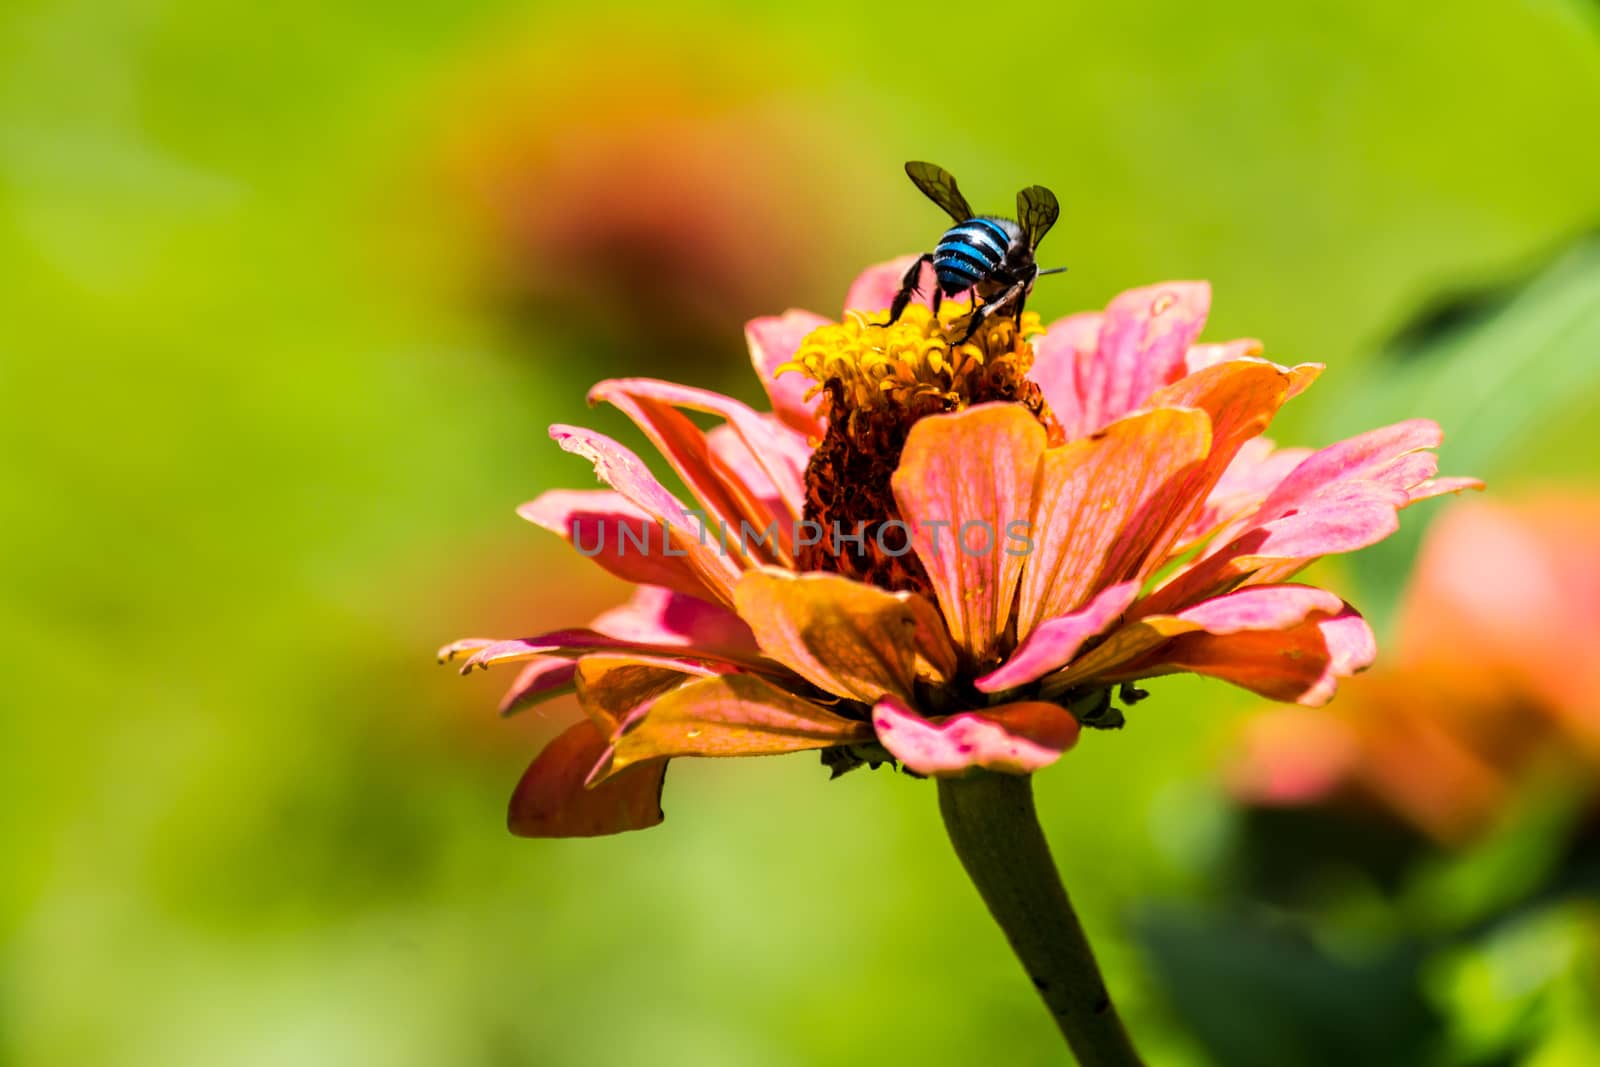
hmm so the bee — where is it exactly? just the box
[888,161,1064,341]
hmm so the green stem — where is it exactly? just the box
[938,771,1145,1067]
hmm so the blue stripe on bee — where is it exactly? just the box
[937,241,998,271]
[970,218,1011,248]
[935,261,980,285]
[948,221,1008,259]
[943,229,1005,263]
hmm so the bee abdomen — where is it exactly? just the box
[933,218,1010,294]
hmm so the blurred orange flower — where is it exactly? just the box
[433,32,837,362]
[1229,496,1600,843]
[443,258,1478,836]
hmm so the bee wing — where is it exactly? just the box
[905,161,975,223]
[1017,185,1060,249]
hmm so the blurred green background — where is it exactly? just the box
[4,1,1599,1063]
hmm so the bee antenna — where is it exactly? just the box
[1037,266,1069,277]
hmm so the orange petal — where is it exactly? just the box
[575,654,722,735]
[871,697,1080,777]
[733,569,955,703]
[1139,358,1312,568]
[1017,407,1212,639]
[891,403,1048,663]
[508,720,666,838]
[607,673,871,774]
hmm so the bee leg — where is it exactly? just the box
[887,253,934,324]
[958,282,1025,342]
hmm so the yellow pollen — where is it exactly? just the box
[775,303,1045,425]
[776,302,1059,594]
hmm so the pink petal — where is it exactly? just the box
[843,255,937,316]
[1140,358,1316,565]
[518,489,718,602]
[592,379,806,508]
[1407,476,1486,503]
[732,568,956,704]
[507,719,666,838]
[746,310,829,438]
[871,696,1080,777]
[1109,605,1376,707]
[890,403,1048,664]
[1049,584,1350,691]
[551,424,741,602]
[1176,438,1314,552]
[707,422,809,538]
[1147,419,1477,611]
[1079,282,1211,433]
[590,586,761,660]
[1031,312,1103,440]
[975,581,1141,693]
[606,673,872,774]
[1259,419,1444,516]
[1017,406,1212,639]
[589,379,811,558]
[1175,584,1347,633]
[499,658,579,717]
[1098,590,1377,707]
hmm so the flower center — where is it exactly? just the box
[778,303,1059,592]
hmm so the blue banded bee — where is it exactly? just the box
[888,161,1064,341]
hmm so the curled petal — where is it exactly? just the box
[871,697,1080,777]
[976,581,1140,693]
[518,490,717,602]
[607,673,871,775]
[844,255,937,316]
[508,720,666,838]
[1018,406,1211,638]
[733,569,955,704]
[746,310,829,438]
[892,403,1048,663]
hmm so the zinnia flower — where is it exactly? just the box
[1229,494,1596,844]
[440,256,1481,838]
